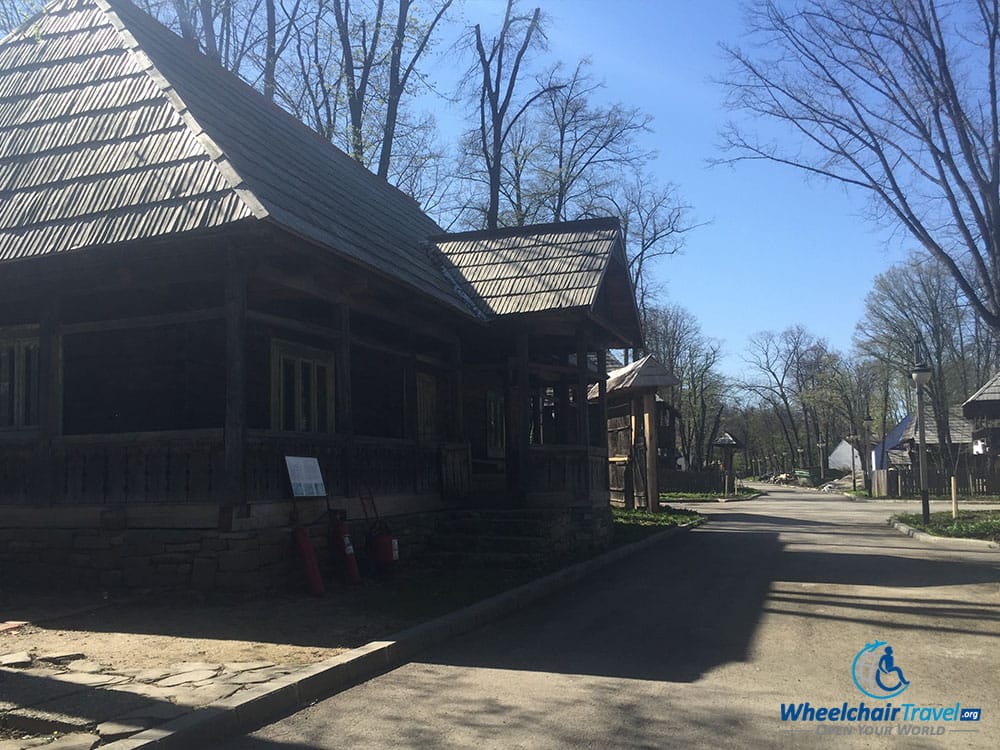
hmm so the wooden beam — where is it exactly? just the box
[246,310,341,343]
[259,262,460,346]
[38,298,61,439]
[576,331,592,500]
[59,308,225,336]
[337,305,354,497]
[516,335,530,499]
[224,251,248,511]
[597,349,608,451]
[644,391,658,512]
[451,342,464,441]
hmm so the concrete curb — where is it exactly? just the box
[101,522,698,749]
[888,519,999,550]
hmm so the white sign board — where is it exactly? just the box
[285,456,327,497]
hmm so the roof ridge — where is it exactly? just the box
[430,216,621,243]
[93,0,269,221]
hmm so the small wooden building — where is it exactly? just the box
[0,0,642,589]
[590,355,678,510]
[963,374,1000,492]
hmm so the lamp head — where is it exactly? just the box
[911,363,932,387]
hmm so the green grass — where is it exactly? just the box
[612,506,705,544]
[895,510,1000,542]
[658,487,758,501]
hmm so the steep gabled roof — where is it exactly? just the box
[430,218,633,317]
[586,353,679,400]
[899,405,973,445]
[0,0,468,312]
[0,1,645,345]
[963,371,1000,419]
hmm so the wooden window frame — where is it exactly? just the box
[485,389,505,458]
[0,332,41,432]
[270,339,335,434]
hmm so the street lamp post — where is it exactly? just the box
[817,441,826,481]
[847,434,858,492]
[863,414,874,497]
[911,362,933,524]
[796,447,804,468]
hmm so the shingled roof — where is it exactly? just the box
[962,372,1000,419]
[1,0,643,343]
[899,405,973,445]
[430,218,633,317]
[0,0,467,311]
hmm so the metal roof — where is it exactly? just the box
[430,218,627,317]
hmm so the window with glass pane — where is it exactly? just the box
[273,342,334,434]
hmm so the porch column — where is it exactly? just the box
[337,304,354,495]
[556,382,570,444]
[39,298,61,439]
[643,391,658,512]
[576,332,591,500]
[450,341,464,441]
[38,298,61,501]
[596,349,609,500]
[224,252,248,513]
[516,335,530,498]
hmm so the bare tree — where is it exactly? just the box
[535,60,652,222]
[856,252,1000,467]
[468,0,549,229]
[595,175,698,330]
[0,0,38,33]
[643,304,728,471]
[721,0,1000,333]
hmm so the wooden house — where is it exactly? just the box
[0,0,641,589]
[590,355,679,509]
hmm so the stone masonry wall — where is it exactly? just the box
[0,503,613,592]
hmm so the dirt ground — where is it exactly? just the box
[0,585,412,671]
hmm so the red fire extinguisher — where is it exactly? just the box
[293,526,325,596]
[334,518,361,584]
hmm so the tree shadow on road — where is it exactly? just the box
[417,510,1000,684]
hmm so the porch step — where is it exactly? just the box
[434,510,552,538]
[418,509,553,570]
[431,533,549,555]
[419,549,546,570]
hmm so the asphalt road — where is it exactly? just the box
[221,487,1000,749]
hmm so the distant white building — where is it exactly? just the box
[828,439,861,471]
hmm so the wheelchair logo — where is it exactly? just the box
[852,641,911,699]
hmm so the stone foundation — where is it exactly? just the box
[0,501,613,592]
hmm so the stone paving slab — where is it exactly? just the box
[3,526,698,750]
[0,652,305,747]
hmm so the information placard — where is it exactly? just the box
[284,456,327,497]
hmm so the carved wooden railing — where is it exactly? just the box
[527,445,609,502]
[0,431,473,505]
[0,431,225,504]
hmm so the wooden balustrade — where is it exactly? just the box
[0,432,471,504]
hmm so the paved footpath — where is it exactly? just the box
[0,653,298,748]
[222,488,1000,749]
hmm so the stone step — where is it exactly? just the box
[430,534,550,555]
[418,550,546,570]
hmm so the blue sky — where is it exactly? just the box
[426,1,912,375]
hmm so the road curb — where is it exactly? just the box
[888,518,999,550]
[101,522,698,749]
